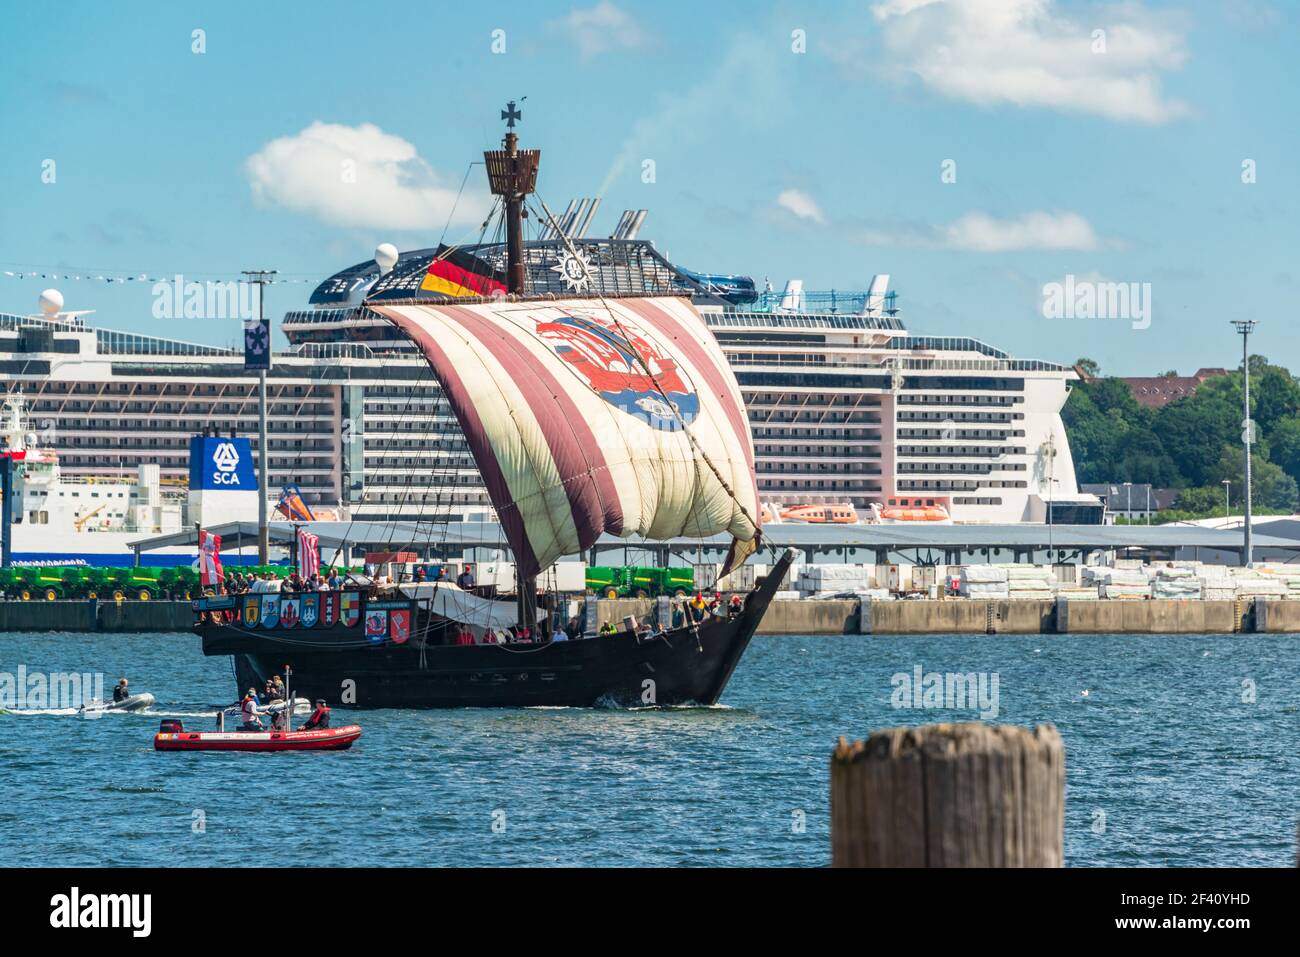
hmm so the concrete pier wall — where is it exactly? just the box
[0,600,192,633]
[1253,599,1300,633]
[1055,598,1240,634]
[0,597,1292,635]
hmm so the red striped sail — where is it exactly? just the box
[367,296,760,580]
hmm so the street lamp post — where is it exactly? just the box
[1231,320,1257,567]
[1221,479,1230,528]
[1122,480,1132,523]
[242,269,277,564]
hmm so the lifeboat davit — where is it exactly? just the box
[154,720,361,752]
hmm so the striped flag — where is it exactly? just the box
[298,528,320,580]
[198,529,224,587]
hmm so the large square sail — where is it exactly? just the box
[367,295,761,579]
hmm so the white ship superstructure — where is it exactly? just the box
[1,235,1098,563]
[700,278,1093,523]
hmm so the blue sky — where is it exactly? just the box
[0,0,1296,374]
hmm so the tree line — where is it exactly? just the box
[1063,356,1300,519]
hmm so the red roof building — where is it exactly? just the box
[1120,368,1228,408]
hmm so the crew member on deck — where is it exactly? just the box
[240,688,266,731]
[112,678,130,703]
[457,564,476,590]
[301,699,331,730]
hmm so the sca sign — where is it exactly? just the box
[188,436,257,492]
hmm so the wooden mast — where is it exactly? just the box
[484,101,542,633]
[484,100,539,296]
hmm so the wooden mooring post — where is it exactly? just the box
[831,723,1065,867]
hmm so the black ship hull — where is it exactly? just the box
[198,552,790,709]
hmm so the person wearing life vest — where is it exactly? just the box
[301,699,331,731]
[240,687,266,731]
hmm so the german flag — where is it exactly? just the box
[421,245,507,298]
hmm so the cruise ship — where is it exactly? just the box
[0,217,1099,561]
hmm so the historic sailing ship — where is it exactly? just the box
[194,104,792,708]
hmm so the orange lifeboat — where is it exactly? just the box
[777,503,859,524]
[870,498,952,524]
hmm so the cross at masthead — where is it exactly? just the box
[501,100,522,129]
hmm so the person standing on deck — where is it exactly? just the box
[456,564,476,590]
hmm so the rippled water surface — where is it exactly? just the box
[1,631,1295,866]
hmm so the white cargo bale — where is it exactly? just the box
[1006,565,1053,581]
[961,564,1008,584]
[1085,567,1148,587]
[1233,579,1287,596]
[1152,579,1201,599]
[961,581,1010,599]
[1102,583,1149,599]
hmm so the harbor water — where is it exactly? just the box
[1,631,1296,867]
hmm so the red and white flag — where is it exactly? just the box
[198,529,224,587]
[298,528,320,579]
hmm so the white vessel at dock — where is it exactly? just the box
[1,393,193,565]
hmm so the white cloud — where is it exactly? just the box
[550,3,650,60]
[871,0,1189,123]
[776,189,826,224]
[941,211,1101,251]
[244,121,489,231]
[860,210,1103,251]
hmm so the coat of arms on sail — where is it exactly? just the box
[535,312,698,431]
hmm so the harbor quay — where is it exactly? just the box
[6,594,1300,635]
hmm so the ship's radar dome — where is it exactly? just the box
[375,243,399,276]
[39,288,64,315]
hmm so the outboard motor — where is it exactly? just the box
[159,719,183,734]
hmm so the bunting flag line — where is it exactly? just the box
[1,269,318,285]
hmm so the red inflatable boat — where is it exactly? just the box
[154,722,361,752]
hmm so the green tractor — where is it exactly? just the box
[159,566,199,600]
[585,566,694,599]
[104,567,165,602]
[15,566,71,601]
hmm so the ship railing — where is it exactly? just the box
[734,290,901,316]
[726,355,1064,373]
[0,312,86,331]
[293,342,377,360]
